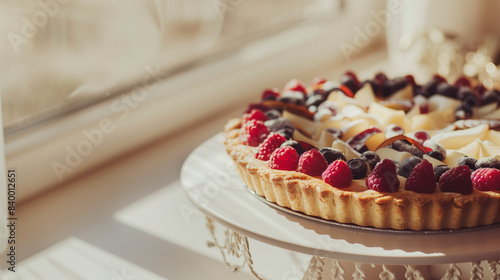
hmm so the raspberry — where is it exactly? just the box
[268,146,299,171]
[244,103,268,114]
[322,160,352,188]
[404,159,437,193]
[241,120,269,147]
[405,74,417,87]
[366,159,399,192]
[261,88,280,101]
[439,165,473,195]
[471,168,500,191]
[311,77,327,86]
[433,165,450,182]
[284,79,307,95]
[413,131,430,144]
[255,133,286,161]
[242,109,268,125]
[454,76,471,88]
[297,149,328,177]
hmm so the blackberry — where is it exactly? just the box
[265,118,294,132]
[362,80,382,96]
[265,109,281,120]
[275,127,294,139]
[305,93,326,108]
[280,140,305,155]
[417,78,442,98]
[427,150,445,161]
[340,73,360,94]
[360,151,380,170]
[456,156,477,170]
[392,140,424,158]
[423,139,446,160]
[347,158,369,179]
[475,157,500,170]
[390,77,409,92]
[462,93,480,110]
[481,89,500,105]
[381,77,408,97]
[306,89,327,99]
[455,104,473,120]
[436,83,458,98]
[319,148,346,164]
[457,87,476,102]
[278,91,305,105]
[397,156,423,178]
[433,165,450,182]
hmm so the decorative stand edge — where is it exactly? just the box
[206,216,265,280]
[300,256,500,280]
[205,216,500,280]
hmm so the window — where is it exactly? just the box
[1,0,388,201]
[1,0,341,131]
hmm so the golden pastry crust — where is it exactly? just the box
[224,118,500,230]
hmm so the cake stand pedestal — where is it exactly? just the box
[181,134,500,279]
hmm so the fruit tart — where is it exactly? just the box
[223,72,500,230]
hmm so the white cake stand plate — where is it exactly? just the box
[181,134,500,277]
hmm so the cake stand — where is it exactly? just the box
[181,134,500,279]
